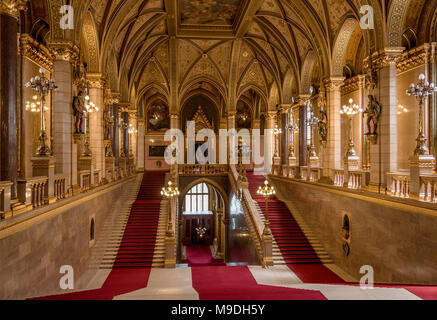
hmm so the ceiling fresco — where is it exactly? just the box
[179,0,242,26]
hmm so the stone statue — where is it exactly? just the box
[318,94,328,146]
[364,95,381,136]
[318,109,328,144]
[72,90,85,134]
[104,106,114,141]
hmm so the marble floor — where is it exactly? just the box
[84,265,427,300]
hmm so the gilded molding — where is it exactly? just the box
[341,75,366,95]
[396,45,427,73]
[46,40,80,64]
[19,34,54,70]
[364,47,404,72]
[0,0,27,19]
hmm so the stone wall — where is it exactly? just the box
[270,176,437,285]
[0,177,136,299]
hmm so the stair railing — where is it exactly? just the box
[229,165,270,267]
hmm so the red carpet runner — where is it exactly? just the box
[184,245,226,267]
[191,266,326,300]
[32,172,165,300]
[246,172,346,284]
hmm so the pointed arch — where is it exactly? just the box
[332,18,359,77]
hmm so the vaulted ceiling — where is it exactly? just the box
[27,1,437,112]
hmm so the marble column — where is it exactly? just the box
[48,41,78,189]
[0,1,27,199]
[324,77,345,176]
[368,49,402,192]
[87,73,106,183]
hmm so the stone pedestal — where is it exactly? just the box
[288,156,297,167]
[119,157,127,178]
[262,233,274,267]
[31,156,56,204]
[0,181,13,219]
[409,155,436,200]
[164,235,176,268]
[105,157,116,182]
[308,156,320,168]
[272,156,281,175]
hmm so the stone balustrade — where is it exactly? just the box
[0,164,137,221]
[420,174,437,203]
[17,177,49,209]
[387,172,410,199]
[179,164,228,175]
[54,174,69,200]
[333,169,345,187]
[79,170,92,191]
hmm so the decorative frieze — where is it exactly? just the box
[19,34,54,71]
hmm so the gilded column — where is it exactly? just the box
[0,0,27,199]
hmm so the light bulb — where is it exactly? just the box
[419,74,426,81]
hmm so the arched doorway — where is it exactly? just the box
[178,180,228,264]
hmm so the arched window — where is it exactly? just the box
[185,183,209,213]
[90,218,95,241]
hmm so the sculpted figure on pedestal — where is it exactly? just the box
[364,95,381,138]
[72,90,85,134]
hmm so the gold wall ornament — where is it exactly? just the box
[0,0,27,19]
[19,34,54,71]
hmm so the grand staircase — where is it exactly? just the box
[246,172,333,265]
[100,172,167,269]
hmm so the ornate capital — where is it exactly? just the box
[0,0,27,19]
[19,34,54,70]
[323,77,345,92]
[86,73,106,89]
[365,47,404,71]
[104,89,120,105]
[46,40,79,64]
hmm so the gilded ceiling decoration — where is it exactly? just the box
[25,0,432,114]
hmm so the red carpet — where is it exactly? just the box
[247,172,346,284]
[191,265,327,300]
[185,245,226,267]
[31,172,166,300]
